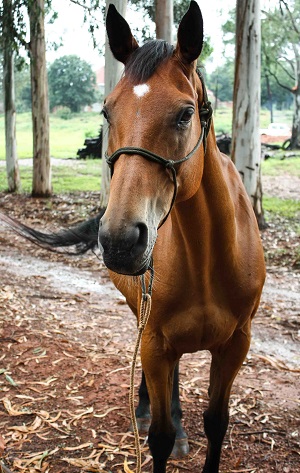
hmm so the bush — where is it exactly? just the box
[53,107,73,120]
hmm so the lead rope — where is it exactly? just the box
[129,266,154,473]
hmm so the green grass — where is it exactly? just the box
[0,159,102,193]
[263,196,300,219]
[213,109,233,134]
[0,112,103,160]
[208,108,294,135]
[262,156,300,177]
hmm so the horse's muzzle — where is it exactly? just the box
[98,219,151,275]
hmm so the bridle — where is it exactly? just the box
[105,70,213,228]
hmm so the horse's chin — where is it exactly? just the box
[104,255,151,277]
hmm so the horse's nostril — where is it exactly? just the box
[98,221,149,258]
[133,223,148,255]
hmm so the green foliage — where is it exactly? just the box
[206,60,234,102]
[261,69,293,110]
[48,55,97,113]
[53,107,73,120]
[260,0,300,151]
[199,38,213,65]
[15,63,32,112]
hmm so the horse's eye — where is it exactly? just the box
[101,107,110,123]
[177,107,195,129]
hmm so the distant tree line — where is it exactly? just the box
[205,58,293,111]
[0,55,99,114]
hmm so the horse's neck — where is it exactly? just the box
[174,135,238,251]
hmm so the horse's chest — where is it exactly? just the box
[156,304,237,354]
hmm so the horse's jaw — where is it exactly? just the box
[101,251,153,276]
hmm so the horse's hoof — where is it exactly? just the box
[129,417,151,434]
[171,438,190,458]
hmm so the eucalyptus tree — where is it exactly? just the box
[1,0,21,192]
[231,0,265,228]
[28,0,52,196]
[0,0,53,195]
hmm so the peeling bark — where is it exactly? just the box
[232,0,265,228]
[3,0,20,193]
[28,0,52,197]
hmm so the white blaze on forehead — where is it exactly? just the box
[133,83,150,98]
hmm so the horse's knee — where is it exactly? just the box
[148,424,176,471]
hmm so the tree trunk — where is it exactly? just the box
[265,73,274,123]
[101,0,127,207]
[3,0,20,192]
[231,0,266,228]
[28,0,51,197]
[155,0,174,43]
[290,60,300,149]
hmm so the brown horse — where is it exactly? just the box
[0,2,265,472]
[99,2,265,471]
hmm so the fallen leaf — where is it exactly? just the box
[0,435,5,456]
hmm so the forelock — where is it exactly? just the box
[125,40,174,84]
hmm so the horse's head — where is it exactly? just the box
[99,1,210,275]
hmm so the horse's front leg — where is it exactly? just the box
[141,337,177,473]
[170,363,189,457]
[135,364,189,457]
[203,321,251,473]
[135,371,151,433]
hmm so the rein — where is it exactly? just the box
[105,71,213,228]
[129,267,154,473]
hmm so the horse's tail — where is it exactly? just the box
[0,209,105,255]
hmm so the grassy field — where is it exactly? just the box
[0,159,102,194]
[0,112,103,160]
[0,109,294,159]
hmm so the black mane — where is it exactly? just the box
[125,40,174,84]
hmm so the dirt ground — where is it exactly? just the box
[0,173,299,473]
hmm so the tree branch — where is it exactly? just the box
[279,0,300,36]
[277,56,295,81]
[267,68,293,93]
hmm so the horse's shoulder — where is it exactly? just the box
[218,151,247,194]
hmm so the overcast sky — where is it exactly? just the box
[46,0,276,72]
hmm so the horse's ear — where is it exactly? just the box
[106,4,139,64]
[176,1,204,64]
